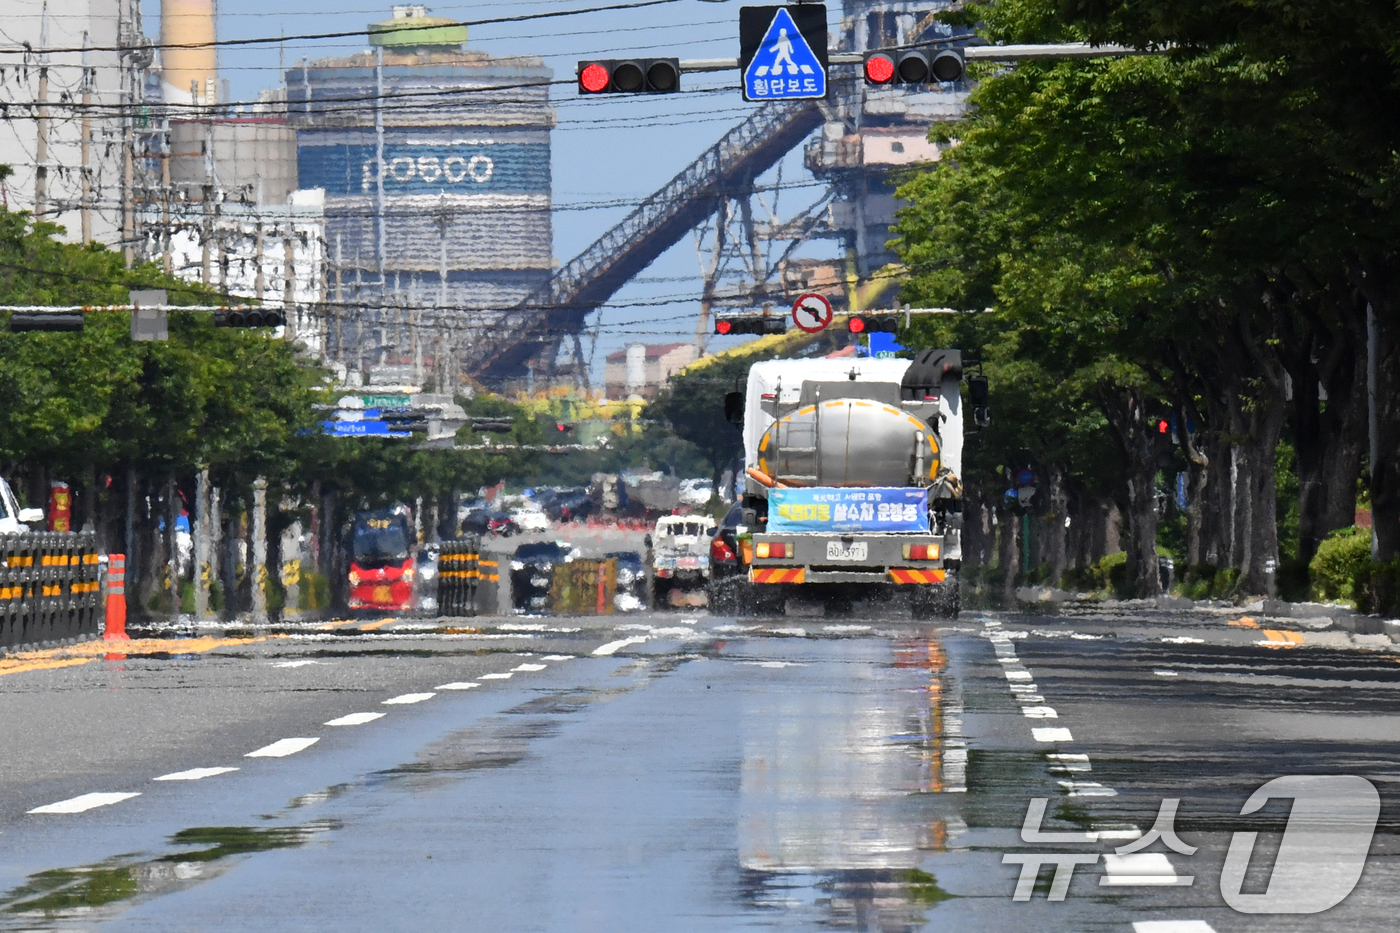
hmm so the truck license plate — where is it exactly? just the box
[826,541,868,561]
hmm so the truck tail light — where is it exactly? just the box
[711,536,736,562]
[755,541,789,559]
[902,544,940,561]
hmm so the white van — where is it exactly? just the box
[0,478,43,534]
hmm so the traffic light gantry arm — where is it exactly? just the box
[675,43,1160,73]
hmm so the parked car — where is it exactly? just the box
[546,490,593,523]
[678,477,714,508]
[510,540,576,612]
[607,550,646,612]
[510,506,552,534]
[0,478,43,534]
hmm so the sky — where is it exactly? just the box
[140,0,845,379]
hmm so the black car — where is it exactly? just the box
[547,490,594,523]
[510,541,574,612]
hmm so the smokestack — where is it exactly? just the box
[160,0,216,105]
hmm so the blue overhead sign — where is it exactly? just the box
[740,5,828,102]
[322,420,410,438]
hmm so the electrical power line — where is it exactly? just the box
[0,0,690,57]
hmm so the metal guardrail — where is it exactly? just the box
[437,536,490,617]
[0,532,103,650]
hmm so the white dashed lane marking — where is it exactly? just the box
[593,636,648,656]
[1103,853,1190,886]
[272,659,318,668]
[1132,922,1216,933]
[1032,727,1074,743]
[479,672,513,680]
[29,792,141,814]
[325,712,385,726]
[512,663,547,672]
[153,767,239,781]
[541,655,573,661]
[1021,706,1058,719]
[382,693,435,705]
[435,682,479,690]
[246,737,320,758]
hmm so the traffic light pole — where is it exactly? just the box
[677,42,1157,73]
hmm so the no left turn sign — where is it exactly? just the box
[791,293,833,333]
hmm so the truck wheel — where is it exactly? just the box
[912,581,960,619]
[652,578,672,609]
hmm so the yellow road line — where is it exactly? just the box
[1260,629,1304,648]
[0,635,265,679]
[358,618,397,631]
[316,619,362,631]
[1228,617,1260,629]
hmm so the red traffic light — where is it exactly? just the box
[864,52,895,85]
[847,315,898,334]
[556,422,569,432]
[579,62,610,93]
[1158,419,1170,434]
[715,319,734,335]
[577,58,680,94]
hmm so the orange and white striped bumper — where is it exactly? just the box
[750,567,805,584]
[888,568,947,585]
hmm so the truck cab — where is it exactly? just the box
[721,350,971,618]
[651,513,715,606]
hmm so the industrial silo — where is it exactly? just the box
[288,5,555,383]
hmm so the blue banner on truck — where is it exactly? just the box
[768,487,928,533]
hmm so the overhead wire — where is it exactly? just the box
[0,0,693,57]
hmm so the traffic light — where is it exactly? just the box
[8,312,83,332]
[714,315,786,336]
[846,315,899,334]
[577,58,680,95]
[213,309,285,327]
[863,48,963,85]
[553,421,575,438]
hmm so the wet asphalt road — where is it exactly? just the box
[0,603,1397,931]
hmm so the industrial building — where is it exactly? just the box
[604,343,698,400]
[287,5,556,377]
[0,0,135,248]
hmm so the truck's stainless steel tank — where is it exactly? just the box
[756,399,939,488]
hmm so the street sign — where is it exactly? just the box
[322,420,410,438]
[361,394,410,409]
[739,5,828,102]
[791,293,833,333]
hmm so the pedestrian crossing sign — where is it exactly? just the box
[739,5,828,102]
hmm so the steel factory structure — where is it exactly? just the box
[1,0,968,389]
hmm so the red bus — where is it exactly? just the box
[347,506,415,611]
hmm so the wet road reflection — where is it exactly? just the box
[3,607,1400,930]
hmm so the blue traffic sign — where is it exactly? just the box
[741,6,827,102]
[321,420,410,438]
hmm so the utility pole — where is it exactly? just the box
[202,118,214,285]
[334,234,344,361]
[160,115,172,275]
[1369,302,1381,560]
[34,2,50,222]
[250,478,268,623]
[81,31,93,245]
[284,203,296,341]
